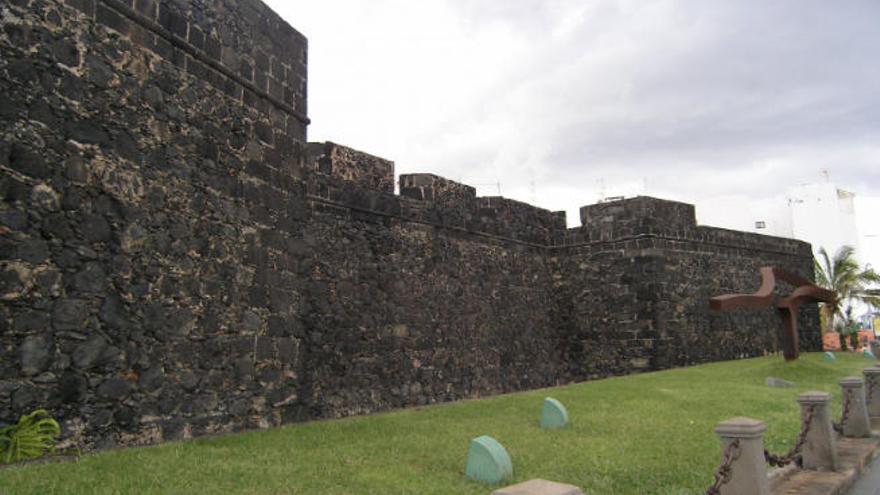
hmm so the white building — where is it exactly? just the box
[780,181,861,258]
[746,179,879,325]
[746,179,860,259]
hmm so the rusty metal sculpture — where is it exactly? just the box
[709,267,835,361]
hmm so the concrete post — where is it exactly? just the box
[797,391,839,471]
[862,367,880,418]
[839,377,872,438]
[714,417,770,495]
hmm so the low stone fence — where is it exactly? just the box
[705,366,880,495]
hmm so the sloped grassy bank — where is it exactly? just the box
[0,353,869,495]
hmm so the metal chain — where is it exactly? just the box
[764,405,816,467]
[704,439,741,495]
[832,389,851,434]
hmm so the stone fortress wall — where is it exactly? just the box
[0,0,818,449]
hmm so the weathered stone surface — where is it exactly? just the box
[97,377,132,400]
[99,294,129,329]
[138,366,165,392]
[796,391,838,471]
[863,367,880,418]
[72,335,108,370]
[20,336,52,376]
[52,299,89,331]
[30,184,60,211]
[9,144,50,178]
[0,261,32,300]
[304,142,394,194]
[179,371,199,392]
[80,214,112,243]
[52,38,80,67]
[840,377,872,438]
[17,239,50,264]
[73,262,107,293]
[465,435,513,485]
[714,417,770,495]
[59,372,88,404]
[0,0,819,452]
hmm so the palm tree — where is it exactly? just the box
[813,245,880,338]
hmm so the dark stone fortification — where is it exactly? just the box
[1,0,818,449]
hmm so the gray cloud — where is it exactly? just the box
[268,0,879,210]
[465,0,880,192]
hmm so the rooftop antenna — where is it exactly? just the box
[597,177,606,201]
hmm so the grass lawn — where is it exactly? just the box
[0,352,873,494]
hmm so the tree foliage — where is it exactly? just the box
[813,245,880,334]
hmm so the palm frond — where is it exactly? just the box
[815,247,833,288]
[812,244,880,328]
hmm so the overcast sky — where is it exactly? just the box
[264,0,878,264]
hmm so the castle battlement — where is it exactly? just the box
[0,0,817,450]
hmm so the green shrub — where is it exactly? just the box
[0,409,61,464]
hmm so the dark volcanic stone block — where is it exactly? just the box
[66,0,96,17]
[64,119,110,147]
[0,0,816,454]
[59,372,88,403]
[8,144,49,179]
[52,299,89,331]
[96,3,130,35]
[158,7,187,39]
[134,0,157,19]
[52,38,81,67]
[72,335,107,369]
[20,336,52,376]
[97,377,132,400]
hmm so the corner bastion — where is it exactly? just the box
[0,0,818,448]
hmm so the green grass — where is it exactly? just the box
[0,352,872,494]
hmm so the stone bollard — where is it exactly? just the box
[862,367,880,418]
[797,391,839,470]
[839,377,872,438]
[714,417,770,495]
